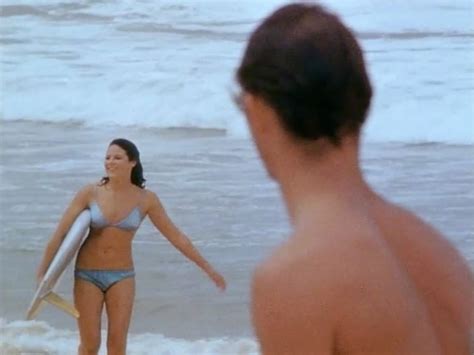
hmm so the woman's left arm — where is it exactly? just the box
[145,190,226,290]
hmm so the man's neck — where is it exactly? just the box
[275,136,370,227]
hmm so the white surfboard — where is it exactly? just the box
[26,210,91,320]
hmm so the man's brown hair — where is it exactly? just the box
[237,3,372,145]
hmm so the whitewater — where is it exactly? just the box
[1,0,473,143]
[1,1,473,354]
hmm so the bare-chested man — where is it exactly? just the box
[235,3,473,354]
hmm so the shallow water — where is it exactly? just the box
[1,0,473,353]
[1,122,473,349]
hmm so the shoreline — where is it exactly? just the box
[1,120,473,342]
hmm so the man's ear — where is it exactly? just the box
[243,93,276,136]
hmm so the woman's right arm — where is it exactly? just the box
[36,184,93,283]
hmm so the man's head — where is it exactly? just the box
[237,3,372,151]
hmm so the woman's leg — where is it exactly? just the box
[104,277,135,355]
[74,278,105,355]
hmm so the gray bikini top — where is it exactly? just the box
[89,188,145,231]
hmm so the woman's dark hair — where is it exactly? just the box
[237,3,372,145]
[101,138,146,188]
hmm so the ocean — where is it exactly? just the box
[1,0,473,354]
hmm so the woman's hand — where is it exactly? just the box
[36,268,45,286]
[147,192,228,291]
[208,269,227,291]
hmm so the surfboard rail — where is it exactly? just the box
[26,209,91,320]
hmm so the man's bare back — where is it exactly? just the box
[236,3,473,354]
[252,194,473,354]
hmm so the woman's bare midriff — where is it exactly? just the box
[75,228,135,269]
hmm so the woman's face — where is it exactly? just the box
[104,144,136,180]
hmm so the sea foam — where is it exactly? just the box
[1,0,473,143]
[0,318,259,355]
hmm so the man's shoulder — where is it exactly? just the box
[252,224,415,319]
[378,200,473,298]
[250,228,394,353]
[252,232,407,348]
[252,233,366,313]
[251,238,342,353]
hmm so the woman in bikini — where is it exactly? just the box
[36,138,226,355]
